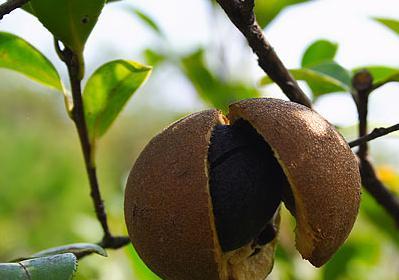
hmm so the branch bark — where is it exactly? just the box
[216,0,399,227]
[216,0,312,108]
[359,158,399,227]
[54,40,130,248]
[0,0,29,20]
[352,70,399,227]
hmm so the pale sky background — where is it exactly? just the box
[1,0,399,144]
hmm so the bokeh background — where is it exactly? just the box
[1,0,399,279]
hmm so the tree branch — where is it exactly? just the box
[0,0,29,20]
[349,123,399,148]
[216,0,312,108]
[359,158,399,227]
[216,0,399,228]
[352,70,372,159]
[54,39,130,248]
[352,70,399,227]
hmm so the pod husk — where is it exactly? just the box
[124,109,278,280]
[228,98,361,266]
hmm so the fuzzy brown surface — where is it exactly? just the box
[228,98,361,266]
[124,110,223,280]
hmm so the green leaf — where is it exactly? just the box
[143,48,166,66]
[353,66,399,87]
[301,39,338,67]
[0,32,62,91]
[309,62,351,88]
[374,17,399,36]
[132,9,163,37]
[29,0,105,55]
[260,66,350,98]
[0,253,77,280]
[30,243,107,258]
[83,60,152,143]
[260,39,349,99]
[181,49,260,112]
[255,0,314,28]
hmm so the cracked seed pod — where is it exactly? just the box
[124,98,361,280]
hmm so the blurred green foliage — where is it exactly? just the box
[0,74,178,279]
[374,17,399,36]
[180,49,260,112]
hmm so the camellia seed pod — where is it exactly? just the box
[124,98,361,280]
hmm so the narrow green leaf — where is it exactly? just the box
[27,0,106,79]
[143,48,166,66]
[255,0,314,28]
[301,39,338,68]
[29,0,105,57]
[353,66,399,87]
[309,62,351,88]
[374,17,399,36]
[0,32,62,91]
[30,243,107,258]
[83,60,152,143]
[0,253,77,280]
[180,49,260,112]
[259,66,350,98]
[132,9,164,37]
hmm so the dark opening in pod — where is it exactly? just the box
[208,119,288,252]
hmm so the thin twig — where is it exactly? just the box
[216,0,312,108]
[349,123,399,148]
[0,0,29,20]
[54,39,130,247]
[352,70,399,227]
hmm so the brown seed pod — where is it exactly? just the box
[228,98,361,266]
[124,98,361,280]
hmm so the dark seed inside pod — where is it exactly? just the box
[208,119,287,252]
